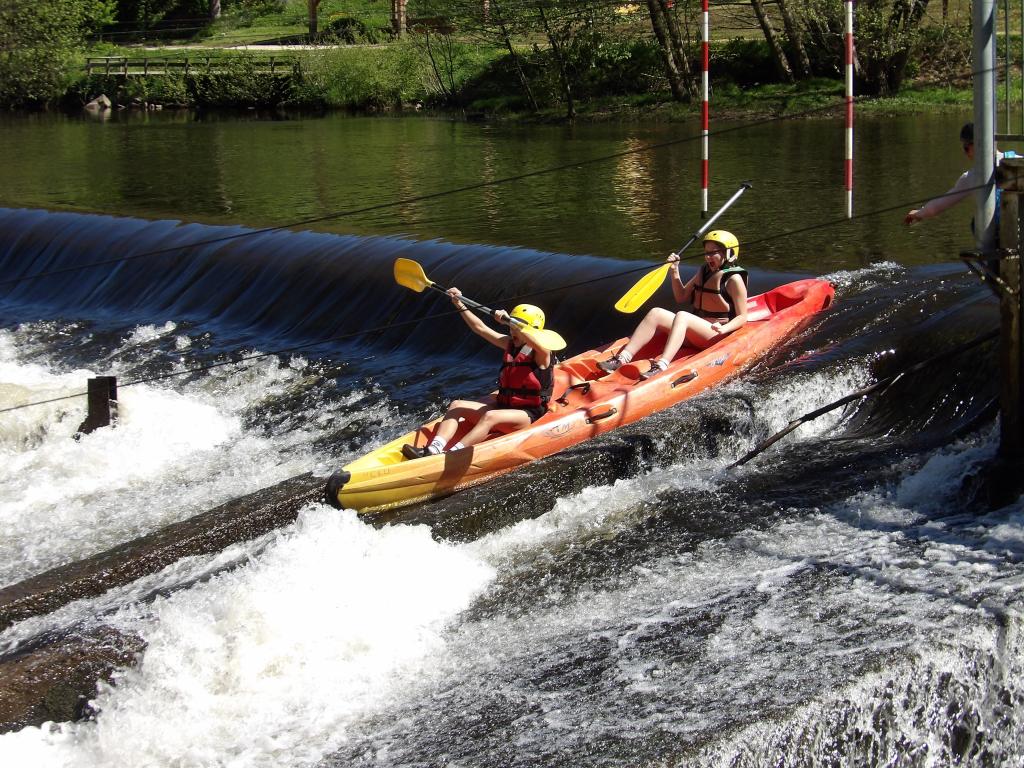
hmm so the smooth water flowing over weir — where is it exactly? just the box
[1,208,1023,766]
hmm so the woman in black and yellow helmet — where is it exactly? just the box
[402,289,555,460]
[598,230,749,380]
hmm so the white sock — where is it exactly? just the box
[428,438,445,454]
[653,358,669,371]
[448,441,465,452]
[618,349,634,364]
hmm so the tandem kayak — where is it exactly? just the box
[325,278,835,513]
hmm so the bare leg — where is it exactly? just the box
[657,311,720,364]
[620,307,676,358]
[458,407,533,447]
[432,399,492,445]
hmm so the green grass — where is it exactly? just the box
[69,0,1024,120]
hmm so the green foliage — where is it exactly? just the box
[187,56,294,106]
[713,37,776,87]
[564,37,665,97]
[72,72,190,105]
[458,38,665,110]
[911,22,972,81]
[795,0,929,94]
[219,0,288,26]
[0,0,116,107]
[114,0,211,25]
[291,44,425,109]
[323,13,388,44]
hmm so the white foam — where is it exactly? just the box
[822,261,903,291]
[0,326,333,586]
[1,506,495,768]
[123,322,177,346]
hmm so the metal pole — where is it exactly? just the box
[973,0,997,252]
[845,0,854,219]
[1004,0,1010,136]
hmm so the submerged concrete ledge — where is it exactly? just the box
[0,473,324,634]
[0,627,146,733]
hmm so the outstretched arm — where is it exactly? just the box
[905,169,973,224]
[449,288,508,348]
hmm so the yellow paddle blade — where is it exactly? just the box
[614,263,671,314]
[532,328,567,352]
[394,258,433,293]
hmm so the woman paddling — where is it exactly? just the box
[597,230,749,380]
[402,289,555,459]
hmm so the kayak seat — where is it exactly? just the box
[559,359,601,382]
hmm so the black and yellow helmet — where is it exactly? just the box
[509,304,545,331]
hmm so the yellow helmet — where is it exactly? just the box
[509,303,545,331]
[704,230,740,263]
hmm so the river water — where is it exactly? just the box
[1,110,1022,766]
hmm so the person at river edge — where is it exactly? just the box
[402,290,555,459]
[597,230,749,380]
[904,123,1010,226]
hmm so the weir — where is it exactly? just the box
[0,474,323,634]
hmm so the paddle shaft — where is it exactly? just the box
[673,182,751,259]
[424,282,530,329]
[423,284,552,337]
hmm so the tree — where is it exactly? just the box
[776,0,811,79]
[645,0,698,101]
[761,0,933,94]
[308,0,322,38]
[0,0,116,107]
[750,0,795,82]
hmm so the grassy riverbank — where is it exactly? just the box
[66,36,985,121]
[4,0,993,117]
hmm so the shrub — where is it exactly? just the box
[713,37,777,87]
[911,23,971,82]
[187,57,294,107]
[0,0,116,108]
[292,45,426,109]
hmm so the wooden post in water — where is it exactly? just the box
[75,376,118,437]
[996,156,1024,463]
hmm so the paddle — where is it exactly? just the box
[614,182,753,313]
[394,258,567,351]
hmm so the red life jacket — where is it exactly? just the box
[496,343,553,409]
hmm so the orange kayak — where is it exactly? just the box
[325,278,835,513]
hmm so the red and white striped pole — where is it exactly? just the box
[701,0,710,218]
[844,0,854,218]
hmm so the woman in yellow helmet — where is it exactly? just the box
[402,289,555,459]
[597,230,749,380]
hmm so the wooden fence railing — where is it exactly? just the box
[84,56,295,77]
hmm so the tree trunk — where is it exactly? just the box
[659,0,697,98]
[492,2,539,111]
[749,0,794,83]
[776,0,810,79]
[209,0,221,20]
[645,0,686,101]
[537,5,575,120]
[308,0,321,39]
